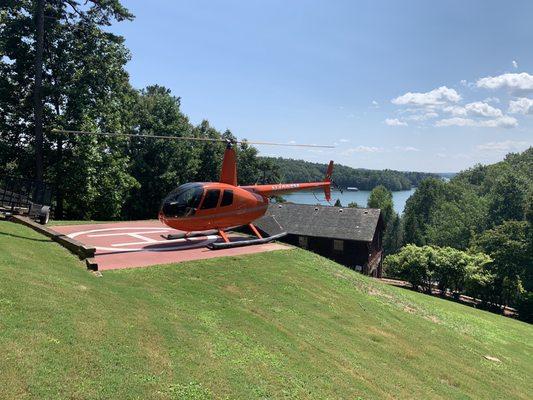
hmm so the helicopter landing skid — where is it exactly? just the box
[162,231,217,240]
[207,231,287,250]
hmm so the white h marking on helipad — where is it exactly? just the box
[67,227,219,252]
[88,230,169,237]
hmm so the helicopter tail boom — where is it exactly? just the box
[241,160,333,201]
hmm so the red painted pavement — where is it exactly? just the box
[51,220,289,270]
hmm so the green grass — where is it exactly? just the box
[1,220,532,399]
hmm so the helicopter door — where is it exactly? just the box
[220,190,233,207]
[200,189,221,210]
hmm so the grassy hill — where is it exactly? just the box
[0,220,532,399]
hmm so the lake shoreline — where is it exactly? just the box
[282,188,415,214]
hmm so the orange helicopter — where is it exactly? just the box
[54,130,334,248]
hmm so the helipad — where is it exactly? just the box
[50,220,288,270]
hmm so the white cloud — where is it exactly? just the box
[443,105,468,117]
[483,96,500,104]
[481,116,518,128]
[476,72,533,92]
[392,86,461,106]
[406,112,438,121]
[371,100,379,108]
[508,97,533,115]
[435,116,517,128]
[343,146,384,154]
[442,102,503,118]
[385,118,407,126]
[477,140,530,152]
[339,138,350,143]
[435,117,474,127]
[395,146,420,152]
[464,101,503,118]
[512,60,518,69]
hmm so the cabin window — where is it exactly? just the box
[161,184,203,217]
[298,236,308,249]
[333,239,344,252]
[220,190,233,207]
[201,189,220,209]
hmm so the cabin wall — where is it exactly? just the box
[281,234,372,273]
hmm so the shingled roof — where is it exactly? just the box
[255,203,382,242]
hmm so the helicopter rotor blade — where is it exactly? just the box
[51,129,334,148]
[239,140,334,148]
[52,130,224,142]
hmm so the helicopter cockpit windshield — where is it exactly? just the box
[161,183,204,218]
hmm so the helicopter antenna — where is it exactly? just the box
[52,130,335,148]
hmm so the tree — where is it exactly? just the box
[402,178,448,246]
[487,173,526,226]
[383,213,402,254]
[385,244,492,299]
[367,185,403,254]
[124,85,200,219]
[384,244,434,293]
[463,252,495,305]
[516,292,533,323]
[425,184,488,249]
[525,191,533,292]
[347,201,358,208]
[260,157,437,191]
[471,221,529,307]
[33,0,44,182]
[334,199,342,207]
[367,185,394,226]
[1,0,138,219]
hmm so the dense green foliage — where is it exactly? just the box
[1,221,532,399]
[385,245,493,298]
[367,185,402,254]
[471,221,531,307]
[0,1,279,220]
[402,179,488,249]
[264,157,437,191]
[392,148,533,319]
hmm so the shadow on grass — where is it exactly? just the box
[0,231,52,243]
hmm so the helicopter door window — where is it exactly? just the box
[200,189,220,209]
[162,184,203,218]
[220,190,233,207]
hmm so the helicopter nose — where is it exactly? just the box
[160,200,175,218]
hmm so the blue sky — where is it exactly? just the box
[111,0,533,172]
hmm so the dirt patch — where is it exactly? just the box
[224,285,242,295]
[403,305,417,314]
[367,287,394,300]
[425,314,441,324]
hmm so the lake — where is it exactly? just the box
[282,188,416,214]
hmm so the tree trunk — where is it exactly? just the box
[54,100,64,219]
[33,0,45,184]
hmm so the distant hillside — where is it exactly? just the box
[1,221,532,399]
[453,147,533,191]
[263,157,438,191]
[438,172,457,180]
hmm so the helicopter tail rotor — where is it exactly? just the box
[324,160,334,201]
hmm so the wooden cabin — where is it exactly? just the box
[255,203,385,277]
